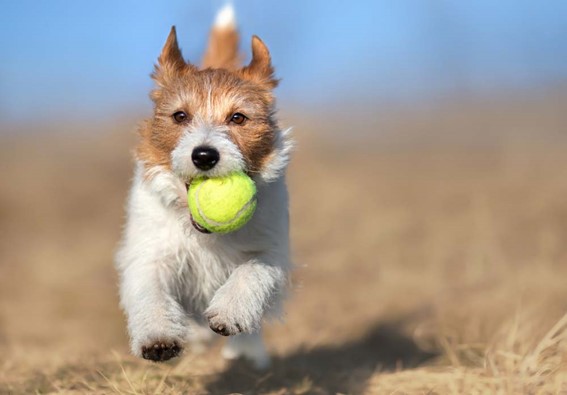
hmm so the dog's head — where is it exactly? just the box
[137,27,291,185]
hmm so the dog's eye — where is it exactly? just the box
[172,111,189,124]
[230,113,247,125]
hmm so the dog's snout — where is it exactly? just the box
[191,146,220,170]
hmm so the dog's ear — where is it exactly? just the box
[159,26,185,70]
[239,36,278,88]
[152,26,195,88]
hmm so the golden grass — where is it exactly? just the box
[2,93,567,394]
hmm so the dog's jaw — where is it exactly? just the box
[190,214,212,234]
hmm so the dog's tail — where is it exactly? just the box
[201,3,240,69]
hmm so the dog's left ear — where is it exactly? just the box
[240,36,278,88]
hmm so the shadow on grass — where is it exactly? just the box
[205,322,438,394]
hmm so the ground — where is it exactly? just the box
[1,92,567,394]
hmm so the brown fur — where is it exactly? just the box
[136,26,279,176]
[202,25,240,70]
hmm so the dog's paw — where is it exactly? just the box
[205,293,262,336]
[141,340,182,362]
[206,310,244,336]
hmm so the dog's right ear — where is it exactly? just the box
[152,26,196,88]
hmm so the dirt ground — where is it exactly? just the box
[2,92,567,394]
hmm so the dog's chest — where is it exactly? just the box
[175,225,249,310]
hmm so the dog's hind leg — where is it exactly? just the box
[221,329,270,369]
[186,318,217,354]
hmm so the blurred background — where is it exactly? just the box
[2,0,567,124]
[2,1,567,393]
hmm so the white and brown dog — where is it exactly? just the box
[115,4,293,369]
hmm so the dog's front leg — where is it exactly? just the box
[119,260,188,362]
[205,257,286,336]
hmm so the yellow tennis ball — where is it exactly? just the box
[188,172,257,234]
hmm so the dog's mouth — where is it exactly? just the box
[185,182,212,234]
[190,215,211,234]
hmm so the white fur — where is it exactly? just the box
[260,127,294,182]
[222,331,271,369]
[115,128,292,365]
[215,3,236,29]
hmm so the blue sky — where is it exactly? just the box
[1,1,566,123]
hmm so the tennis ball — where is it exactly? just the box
[188,172,257,234]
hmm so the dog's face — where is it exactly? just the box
[137,27,280,184]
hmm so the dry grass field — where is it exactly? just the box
[2,92,567,394]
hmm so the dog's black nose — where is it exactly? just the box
[192,146,220,170]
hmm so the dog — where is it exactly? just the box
[115,4,293,369]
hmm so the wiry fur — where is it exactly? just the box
[115,4,292,369]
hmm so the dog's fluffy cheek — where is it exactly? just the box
[170,133,195,179]
[136,119,184,171]
[229,124,275,174]
[256,128,294,182]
